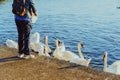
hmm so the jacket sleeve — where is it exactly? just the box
[29,0,37,16]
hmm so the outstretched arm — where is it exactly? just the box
[29,0,37,16]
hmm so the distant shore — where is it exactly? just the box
[0,0,5,3]
[0,46,120,80]
[0,0,5,1]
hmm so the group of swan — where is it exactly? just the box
[5,32,120,75]
[6,32,91,66]
[103,51,120,75]
[6,32,51,57]
[53,39,91,67]
[29,32,51,57]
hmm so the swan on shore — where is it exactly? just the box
[69,42,91,67]
[6,39,18,49]
[103,51,120,75]
[53,39,63,59]
[38,45,50,57]
[30,32,40,44]
[30,32,43,52]
[30,32,51,55]
[44,36,51,54]
[53,39,81,61]
[53,40,91,66]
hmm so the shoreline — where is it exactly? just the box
[0,46,120,80]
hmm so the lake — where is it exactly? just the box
[0,0,120,70]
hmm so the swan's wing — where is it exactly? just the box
[38,45,44,56]
[30,43,44,52]
[107,65,117,74]
[53,48,62,59]
[61,51,79,61]
[46,45,51,53]
[107,61,120,75]
[70,58,90,67]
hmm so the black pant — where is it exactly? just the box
[15,20,32,55]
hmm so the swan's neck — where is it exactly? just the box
[78,43,84,59]
[103,55,107,72]
[56,40,59,48]
[35,33,40,43]
[44,36,48,45]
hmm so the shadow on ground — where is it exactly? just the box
[0,56,24,63]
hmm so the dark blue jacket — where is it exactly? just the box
[14,0,37,21]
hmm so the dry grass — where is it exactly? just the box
[0,46,120,80]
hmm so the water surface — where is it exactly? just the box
[0,0,120,70]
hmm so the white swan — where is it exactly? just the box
[30,32,43,52]
[53,40,91,66]
[70,42,91,67]
[53,40,81,61]
[38,45,50,57]
[30,32,40,43]
[53,39,63,59]
[60,42,86,61]
[103,51,120,75]
[6,39,18,49]
[53,40,86,61]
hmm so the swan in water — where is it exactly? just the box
[6,39,18,49]
[103,51,120,75]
